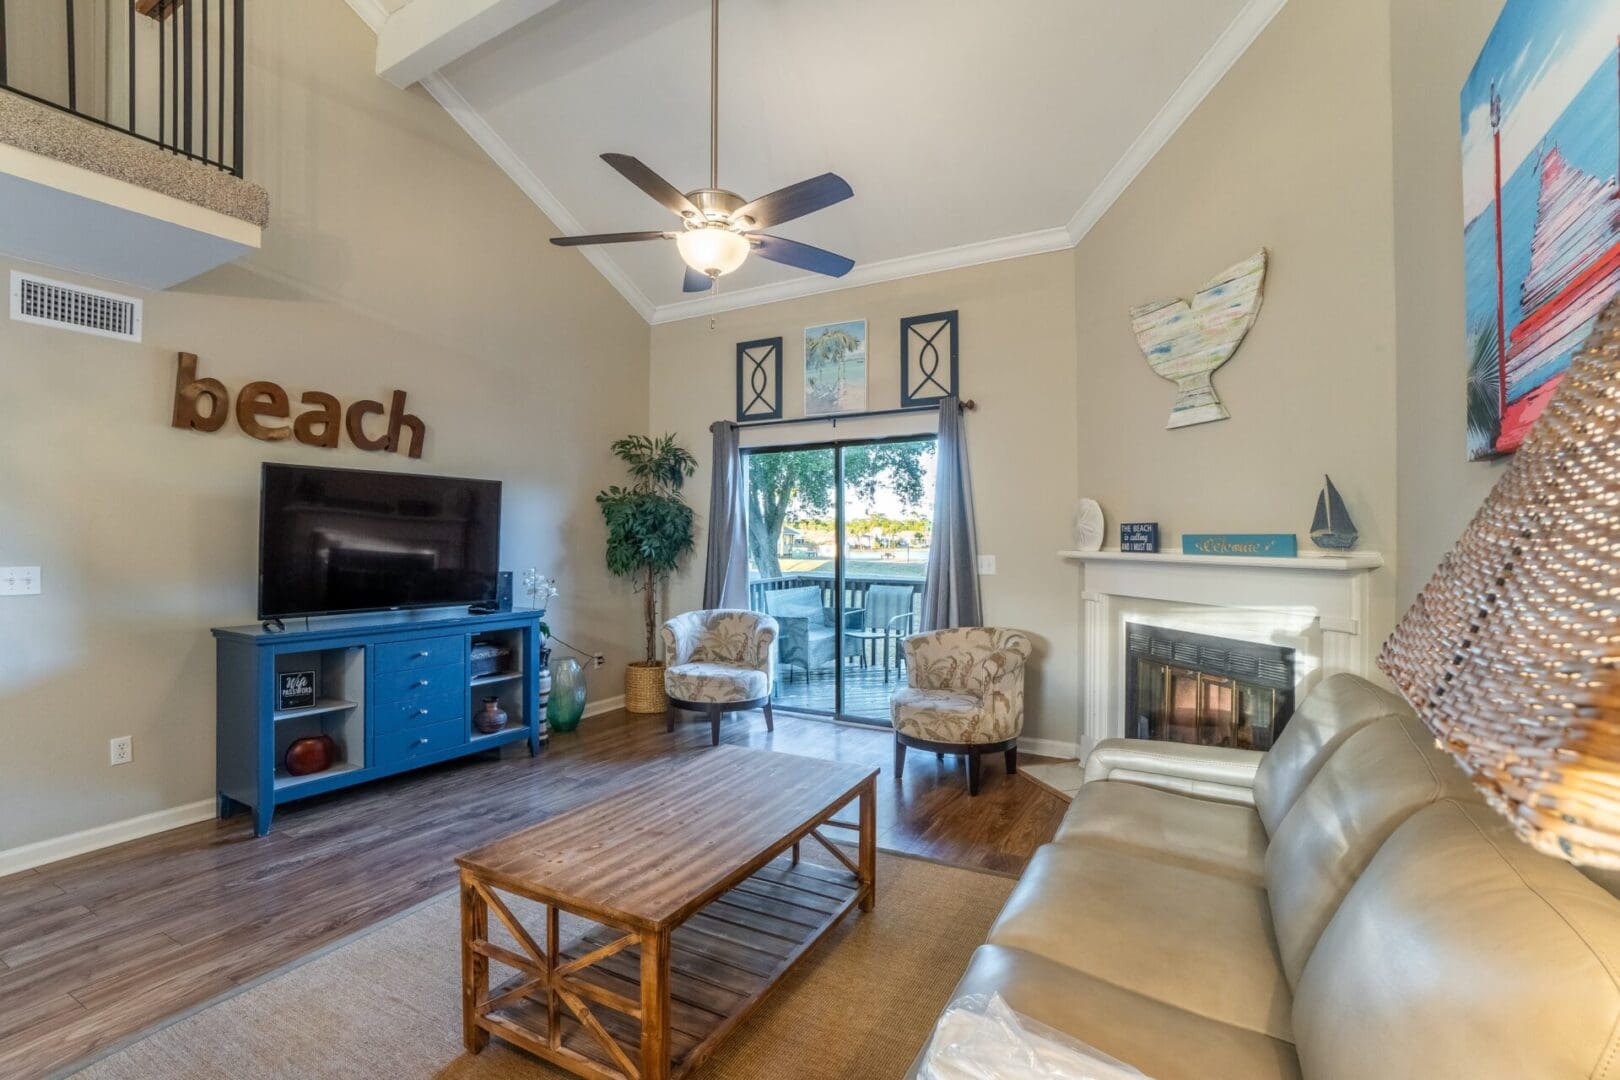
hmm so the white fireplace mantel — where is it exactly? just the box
[1060,548,1385,757]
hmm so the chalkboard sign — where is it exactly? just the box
[277,670,316,711]
[1120,522,1159,552]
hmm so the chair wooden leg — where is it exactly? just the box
[893,737,906,779]
[763,700,774,732]
[967,748,983,796]
[935,752,945,762]
[708,704,722,746]
[1005,745,1018,775]
[666,706,676,734]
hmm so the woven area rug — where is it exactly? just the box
[72,851,1013,1079]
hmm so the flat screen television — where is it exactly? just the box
[258,463,501,620]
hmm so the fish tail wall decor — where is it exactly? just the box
[1132,249,1268,429]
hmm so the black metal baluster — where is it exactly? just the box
[217,0,224,166]
[171,2,178,151]
[158,1,165,146]
[64,0,76,113]
[231,0,242,176]
[201,0,207,162]
[182,0,191,153]
[127,0,135,132]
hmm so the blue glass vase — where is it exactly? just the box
[547,656,587,732]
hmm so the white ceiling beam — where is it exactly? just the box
[376,0,565,89]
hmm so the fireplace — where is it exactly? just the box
[1124,623,1295,750]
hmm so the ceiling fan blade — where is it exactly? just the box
[601,154,701,220]
[683,267,715,293]
[733,173,853,229]
[550,231,672,246]
[750,234,855,278]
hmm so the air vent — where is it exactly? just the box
[9,272,142,342]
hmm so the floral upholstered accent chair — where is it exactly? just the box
[661,609,779,746]
[891,627,1033,795]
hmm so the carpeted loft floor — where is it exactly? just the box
[72,851,1014,1079]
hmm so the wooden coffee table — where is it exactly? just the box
[456,745,878,1080]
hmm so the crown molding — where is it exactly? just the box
[417,74,659,322]
[649,225,1073,324]
[1064,0,1288,245]
[347,0,1287,325]
[343,0,388,33]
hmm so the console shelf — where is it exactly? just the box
[214,609,544,836]
[272,697,359,723]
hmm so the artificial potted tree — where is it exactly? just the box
[596,433,697,714]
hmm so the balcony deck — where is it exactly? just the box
[773,655,904,722]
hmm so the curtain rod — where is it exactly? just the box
[712,398,975,433]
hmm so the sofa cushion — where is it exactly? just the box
[1253,673,1412,835]
[918,944,1301,1080]
[986,843,1293,1040]
[1293,799,1620,1079]
[1264,713,1475,986]
[1053,780,1267,883]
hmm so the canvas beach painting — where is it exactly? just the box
[1462,0,1620,460]
[804,319,868,414]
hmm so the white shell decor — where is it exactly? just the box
[1074,499,1105,552]
[1132,249,1267,429]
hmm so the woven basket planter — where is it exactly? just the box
[624,661,668,714]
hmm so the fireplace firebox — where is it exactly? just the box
[1124,623,1295,750]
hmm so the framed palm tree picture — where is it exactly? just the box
[804,320,867,415]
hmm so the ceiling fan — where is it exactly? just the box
[548,0,855,294]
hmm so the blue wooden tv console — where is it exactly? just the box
[212,609,544,836]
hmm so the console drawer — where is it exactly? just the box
[376,717,465,768]
[374,635,463,674]
[376,661,462,704]
[374,686,463,734]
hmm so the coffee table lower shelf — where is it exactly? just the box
[466,850,868,1080]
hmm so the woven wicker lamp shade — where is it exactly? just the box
[1380,295,1620,867]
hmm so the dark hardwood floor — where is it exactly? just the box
[0,708,1066,1079]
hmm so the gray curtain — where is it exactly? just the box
[702,421,749,609]
[921,398,982,630]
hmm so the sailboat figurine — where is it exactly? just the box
[1310,475,1358,550]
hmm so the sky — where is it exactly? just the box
[1461,0,1620,223]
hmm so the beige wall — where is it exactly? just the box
[650,252,1082,747]
[1073,0,1402,645]
[0,0,649,854]
[1390,0,1509,604]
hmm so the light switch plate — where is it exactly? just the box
[0,567,40,595]
[977,555,997,575]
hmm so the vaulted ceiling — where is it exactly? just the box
[348,0,1285,322]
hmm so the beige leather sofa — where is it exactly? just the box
[913,674,1620,1078]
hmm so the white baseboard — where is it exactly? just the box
[1020,737,1081,762]
[0,798,215,878]
[584,694,625,718]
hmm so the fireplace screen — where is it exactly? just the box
[1125,624,1295,750]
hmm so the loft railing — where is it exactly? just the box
[0,0,244,176]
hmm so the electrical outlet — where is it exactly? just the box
[0,566,40,595]
[110,736,132,766]
[592,653,606,669]
[977,555,997,575]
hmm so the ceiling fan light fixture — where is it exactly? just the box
[676,226,749,277]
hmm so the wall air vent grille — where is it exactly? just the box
[9,272,142,342]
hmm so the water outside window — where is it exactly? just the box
[744,437,936,725]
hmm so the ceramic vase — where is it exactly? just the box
[473,696,508,735]
[547,656,587,733]
[537,657,553,739]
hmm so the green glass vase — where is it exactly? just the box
[546,657,587,732]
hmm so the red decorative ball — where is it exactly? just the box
[284,735,337,776]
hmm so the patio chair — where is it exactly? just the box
[891,627,1033,795]
[858,584,917,682]
[760,585,863,683]
[661,609,778,745]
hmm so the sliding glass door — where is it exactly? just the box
[744,436,936,724]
